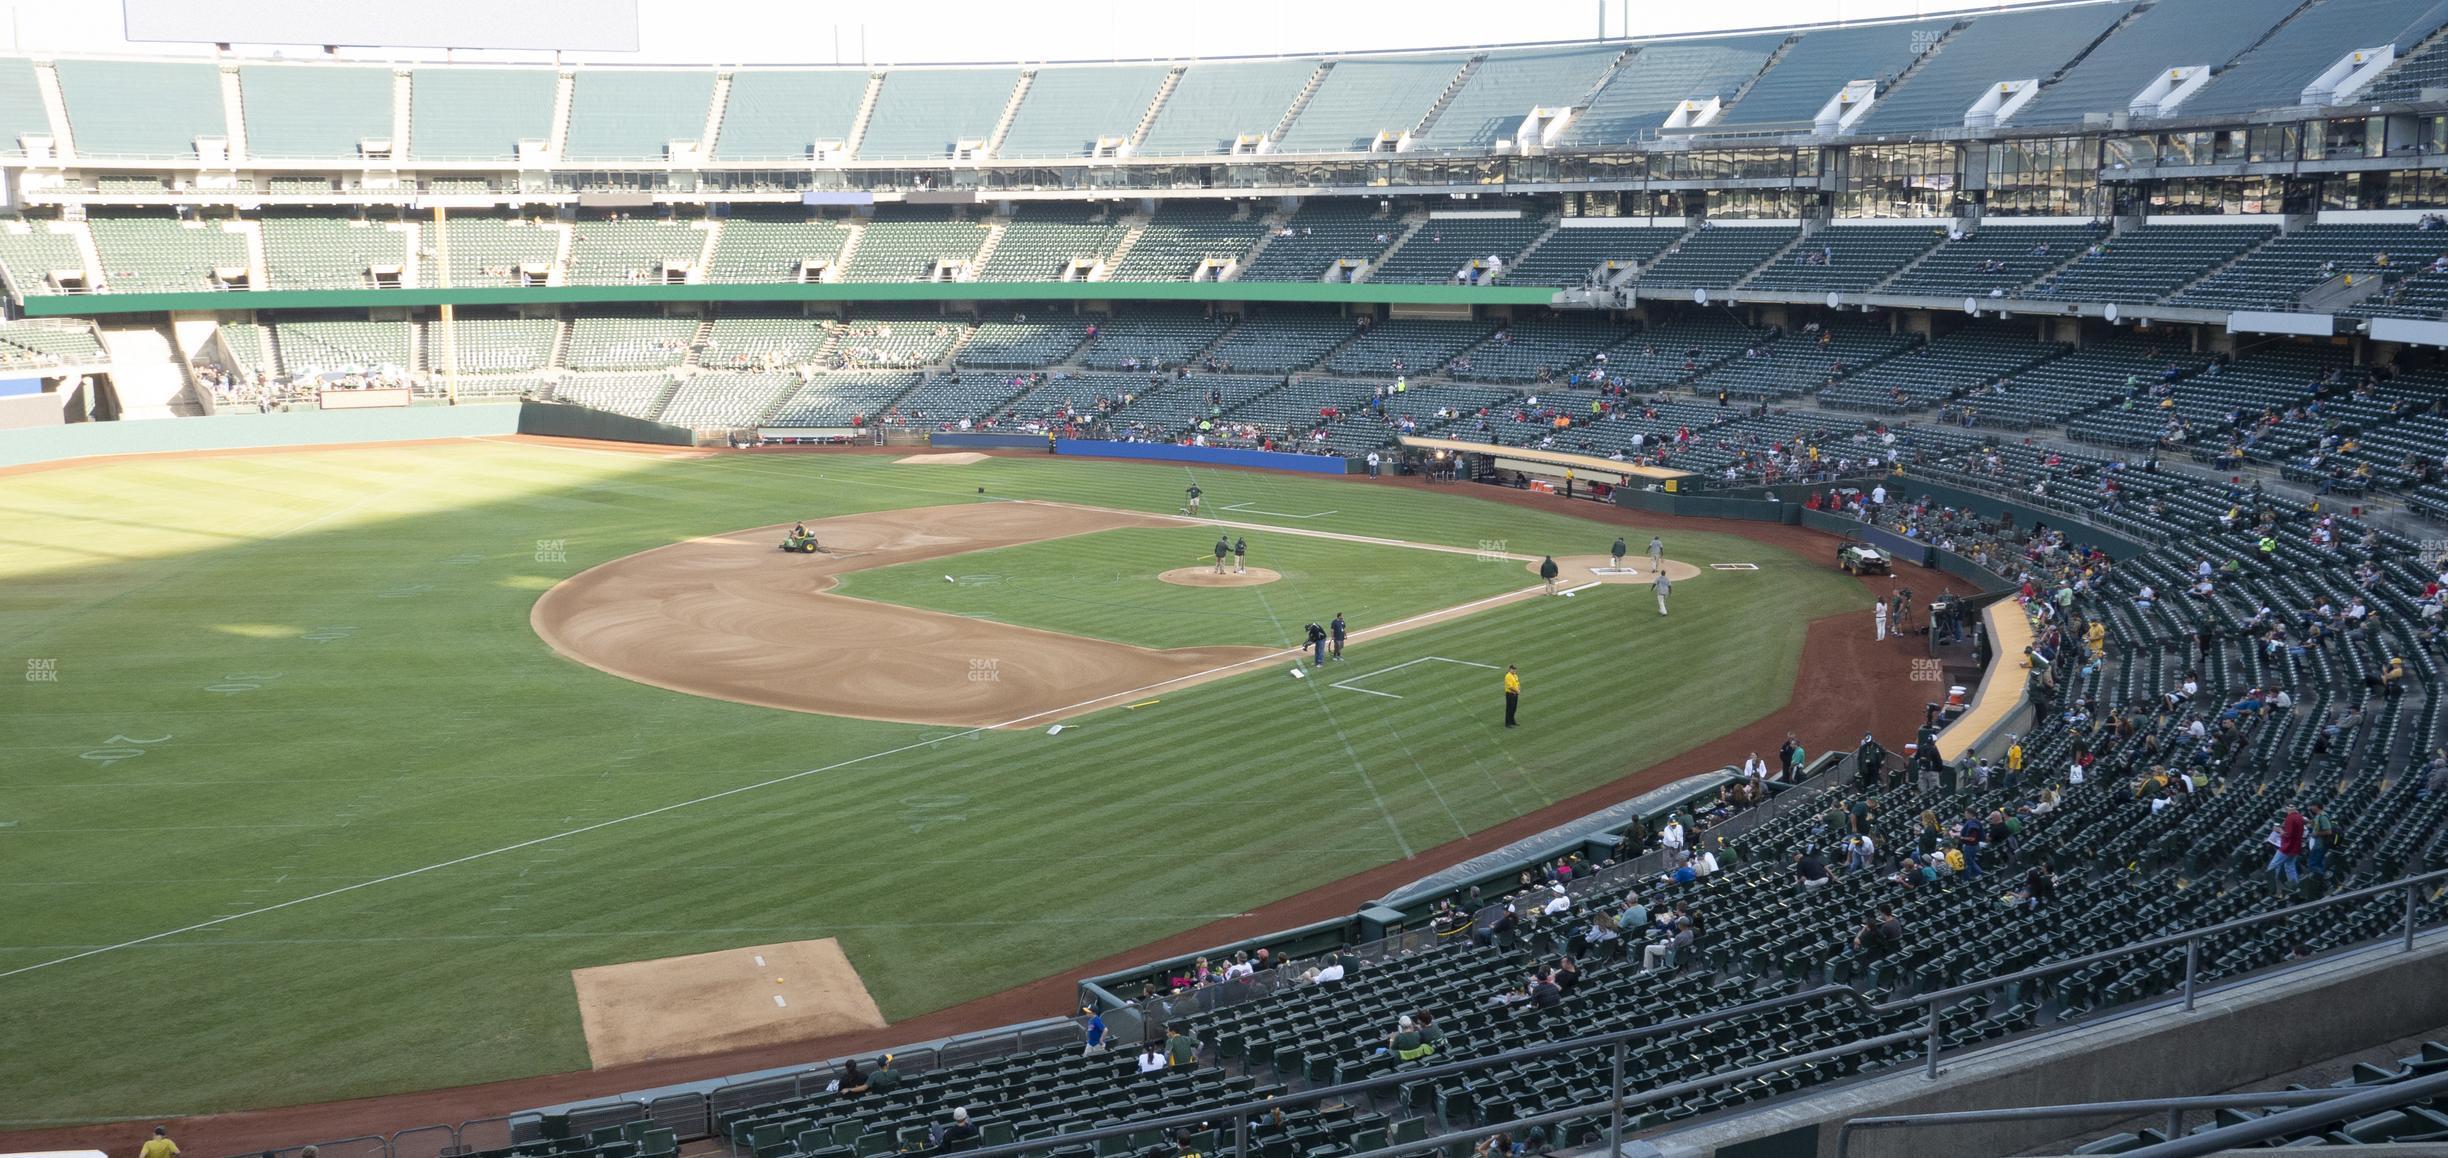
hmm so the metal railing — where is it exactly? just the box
[1087,761,1842,1035]
[1835,1075,2448,1158]
[2124,1067,2448,1155]
[896,986,1881,1158]
[969,877,2446,1158]
[1871,866,2447,1082]
[221,854,2446,1158]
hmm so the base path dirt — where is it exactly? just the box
[0,468,1959,1158]
[1157,566,1282,587]
[573,939,886,1069]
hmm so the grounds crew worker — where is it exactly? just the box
[1305,621,1328,667]
[1330,612,1347,660]
[1649,536,1665,573]
[1539,555,1561,594]
[1503,665,1521,728]
[1611,536,1627,569]
[1233,536,1248,574]
[1213,535,1230,574]
[1653,570,1672,615]
[1185,484,1203,516]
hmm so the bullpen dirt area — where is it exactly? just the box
[573,939,886,1068]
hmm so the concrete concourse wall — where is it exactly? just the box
[1648,933,2448,1158]
[0,403,521,468]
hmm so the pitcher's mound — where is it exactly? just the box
[572,938,886,1068]
[1159,566,1282,587]
[896,452,989,465]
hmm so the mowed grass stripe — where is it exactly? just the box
[0,441,1858,1120]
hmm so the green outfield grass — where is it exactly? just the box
[835,527,1532,649]
[0,442,1862,1124]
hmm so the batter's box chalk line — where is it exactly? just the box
[1330,655,1501,700]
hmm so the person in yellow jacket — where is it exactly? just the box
[2004,737,2024,789]
[1503,665,1521,728]
[140,1128,180,1158]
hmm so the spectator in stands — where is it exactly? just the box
[2017,859,2058,910]
[1642,910,1694,972]
[1137,1040,1168,1074]
[1848,906,1902,963]
[1793,848,1831,891]
[2306,803,2337,876]
[2269,806,2308,891]
[936,1108,979,1149]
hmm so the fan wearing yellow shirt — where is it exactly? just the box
[140,1127,180,1158]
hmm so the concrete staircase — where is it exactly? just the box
[1129,67,1185,153]
[1272,63,1334,144]
[1733,226,1817,290]
[32,61,75,161]
[966,219,1008,280]
[67,220,104,290]
[1411,56,1483,140]
[390,69,414,156]
[217,66,249,163]
[701,73,733,159]
[845,74,885,157]
[986,71,1033,157]
[95,324,191,420]
[830,220,867,282]
[1502,219,1569,282]
[1351,214,1429,283]
[1096,215,1150,281]
[547,71,576,159]
[166,316,221,415]
[235,218,268,289]
[550,222,575,286]
[1726,36,1803,112]
[1221,213,1289,281]
[693,220,721,284]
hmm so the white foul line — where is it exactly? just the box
[0,578,1558,983]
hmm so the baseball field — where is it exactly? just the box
[0,438,1868,1126]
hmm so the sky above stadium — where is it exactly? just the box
[20,0,2074,62]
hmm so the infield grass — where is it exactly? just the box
[835,527,1532,649]
[0,441,1862,1124]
